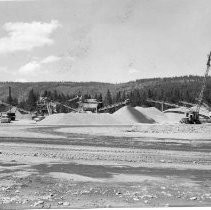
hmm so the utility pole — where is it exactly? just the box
[8,86,12,113]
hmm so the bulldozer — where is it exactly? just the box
[180,110,201,124]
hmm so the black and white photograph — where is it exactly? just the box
[0,0,210,209]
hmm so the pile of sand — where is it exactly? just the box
[134,106,169,123]
[9,107,32,120]
[39,106,174,125]
[39,112,121,125]
[164,112,182,123]
[113,106,156,124]
[163,107,187,123]
[15,111,32,120]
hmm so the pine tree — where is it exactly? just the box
[53,90,58,101]
[98,93,103,102]
[27,89,37,111]
[121,90,126,101]
[105,89,112,105]
[42,90,48,97]
[116,91,121,103]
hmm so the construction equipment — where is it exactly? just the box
[36,97,52,116]
[0,101,15,121]
[36,93,129,114]
[0,99,31,122]
[68,95,80,102]
[7,112,16,121]
[180,110,201,124]
[1,113,11,123]
[179,100,211,112]
[77,98,102,113]
[146,99,180,112]
[36,96,78,119]
[180,52,211,124]
[0,87,31,121]
[33,115,45,122]
[179,101,196,107]
[56,101,78,112]
[98,99,130,113]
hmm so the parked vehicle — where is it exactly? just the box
[7,112,16,121]
[33,115,45,122]
[1,113,11,123]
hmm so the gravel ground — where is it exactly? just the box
[0,124,210,209]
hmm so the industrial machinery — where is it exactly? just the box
[180,52,211,124]
[1,113,11,123]
[36,97,53,116]
[146,99,180,112]
[98,99,130,113]
[35,96,78,120]
[78,98,101,113]
[7,112,16,121]
[0,99,31,123]
[0,87,17,121]
[180,110,201,124]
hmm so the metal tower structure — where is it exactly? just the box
[196,51,211,113]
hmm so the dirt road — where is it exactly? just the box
[0,124,210,209]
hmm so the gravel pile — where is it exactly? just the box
[39,106,171,125]
[113,106,156,124]
[135,106,169,123]
[39,112,121,125]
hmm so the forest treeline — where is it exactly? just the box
[2,75,211,111]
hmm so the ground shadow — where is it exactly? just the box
[32,162,211,183]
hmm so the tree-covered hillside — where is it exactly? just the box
[1,75,211,111]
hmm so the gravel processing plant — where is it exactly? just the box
[1,0,211,209]
[0,74,211,209]
[0,66,211,209]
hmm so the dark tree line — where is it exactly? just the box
[16,75,211,112]
[18,89,39,111]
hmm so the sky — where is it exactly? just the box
[0,0,211,83]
